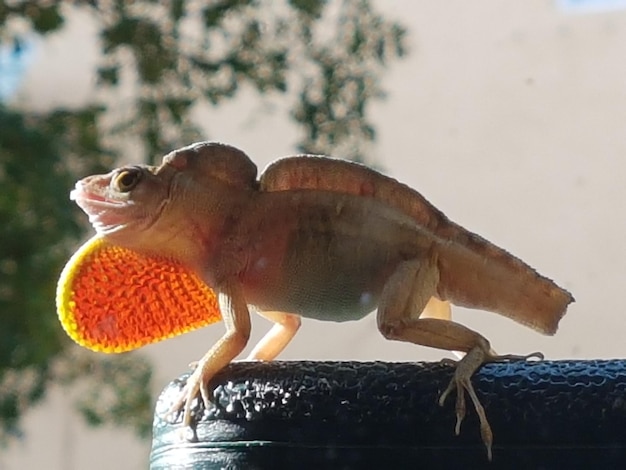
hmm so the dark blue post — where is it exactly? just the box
[151,360,626,468]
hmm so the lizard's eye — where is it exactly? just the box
[113,169,142,193]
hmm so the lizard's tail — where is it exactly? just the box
[433,222,574,335]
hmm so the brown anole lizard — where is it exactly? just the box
[57,141,574,459]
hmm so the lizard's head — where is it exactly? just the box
[71,164,173,238]
[71,141,258,265]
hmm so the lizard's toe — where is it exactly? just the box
[489,350,544,362]
[439,345,494,460]
[164,368,206,428]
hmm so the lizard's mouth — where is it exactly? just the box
[71,187,123,206]
[71,180,131,234]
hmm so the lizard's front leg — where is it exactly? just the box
[170,281,251,427]
[376,255,497,459]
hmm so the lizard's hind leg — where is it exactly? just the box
[247,311,301,361]
[376,256,495,460]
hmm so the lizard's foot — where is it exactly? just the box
[438,347,545,460]
[167,358,214,429]
[439,345,493,460]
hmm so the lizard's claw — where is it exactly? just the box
[438,347,545,461]
[438,346,493,460]
[166,363,213,428]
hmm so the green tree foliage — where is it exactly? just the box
[0,0,406,444]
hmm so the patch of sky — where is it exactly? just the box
[557,0,626,13]
[0,37,36,101]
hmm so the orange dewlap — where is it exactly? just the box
[56,236,221,353]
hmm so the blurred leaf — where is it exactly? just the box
[0,3,64,33]
[97,66,119,86]
[202,0,254,27]
[289,0,327,18]
[170,0,185,21]
[30,5,64,34]
[72,352,153,438]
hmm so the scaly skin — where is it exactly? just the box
[67,141,574,459]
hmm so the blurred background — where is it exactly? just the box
[1,0,624,468]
